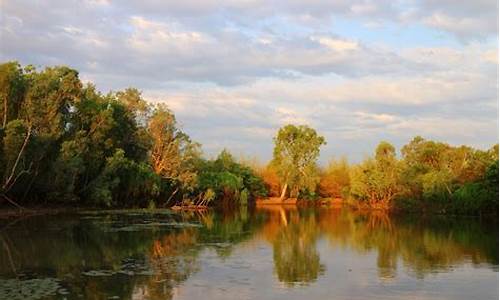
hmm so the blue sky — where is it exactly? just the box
[0,0,498,163]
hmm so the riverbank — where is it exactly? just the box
[0,206,159,219]
[0,206,81,219]
[256,197,345,207]
[2,197,496,219]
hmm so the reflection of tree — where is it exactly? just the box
[0,208,498,298]
[362,212,397,280]
[318,209,498,280]
[135,229,199,300]
[267,210,325,286]
[0,213,204,299]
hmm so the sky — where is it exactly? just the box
[0,0,498,163]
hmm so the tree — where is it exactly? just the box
[319,157,350,199]
[271,124,325,200]
[399,136,497,207]
[260,164,281,197]
[1,120,31,198]
[0,64,82,203]
[350,141,401,208]
[0,62,203,208]
[196,150,267,207]
[0,62,25,129]
[148,104,200,205]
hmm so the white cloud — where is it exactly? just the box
[275,107,311,125]
[354,112,398,123]
[0,0,497,161]
[128,16,208,54]
[312,36,359,52]
[423,13,496,40]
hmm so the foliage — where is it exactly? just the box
[259,165,281,197]
[148,104,201,205]
[271,124,325,199]
[342,137,498,214]
[319,157,350,198]
[350,142,402,208]
[319,137,498,215]
[0,61,497,215]
[0,62,267,208]
[195,150,267,207]
[451,160,499,215]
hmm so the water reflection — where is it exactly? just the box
[0,208,497,299]
[271,209,325,286]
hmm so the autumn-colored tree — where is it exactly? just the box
[260,164,281,197]
[148,104,200,205]
[319,157,350,199]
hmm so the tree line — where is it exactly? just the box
[0,62,265,209]
[0,62,497,215]
[262,125,498,215]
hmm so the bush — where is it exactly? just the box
[298,189,319,201]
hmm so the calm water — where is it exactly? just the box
[0,207,498,300]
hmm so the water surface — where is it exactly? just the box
[0,207,497,299]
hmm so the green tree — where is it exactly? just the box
[398,136,497,212]
[195,150,267,207]
[272,124,325,200]
[0,62,203,208]
[350,141,401,208]
[0,62,26,128]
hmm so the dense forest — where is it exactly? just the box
[0,62,498,215]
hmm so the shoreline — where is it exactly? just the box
[255,197,345,206]
[1,202,496,219]
[0,206,82,219]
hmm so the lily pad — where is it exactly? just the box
[0,278,63,300]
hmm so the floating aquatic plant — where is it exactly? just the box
[0,278,67,300]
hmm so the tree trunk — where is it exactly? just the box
[165,187,179,207]
[279,183,288,201]
[2,96,7,128]
[2,126,31,192]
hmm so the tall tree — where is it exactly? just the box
[271,124,325,200]
[148,104,200,204]
[0,62,25,129]
[1,64,82,199]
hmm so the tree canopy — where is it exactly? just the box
[271,124,326,200]
[0,61,497,216]
[0,62,265,209]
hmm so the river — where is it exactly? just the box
[0,207,497,299]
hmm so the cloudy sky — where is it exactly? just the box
[1,0,498,163]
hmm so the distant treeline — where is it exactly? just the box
[253,125,498,215]
[0,62,498,215]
